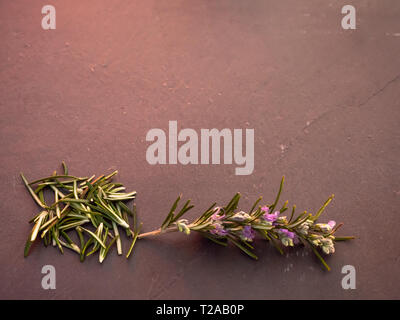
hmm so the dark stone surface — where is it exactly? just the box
[0,0,399,299]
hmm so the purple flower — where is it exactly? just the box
[261,206,270,214]
[262,210,279,222]
[211,207,225,221]
[328,220,336,229]
[279,228,299,246]
[210,223,228,236]
[279,228,295,239]
[242,225,255,241]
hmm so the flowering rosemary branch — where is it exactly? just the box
[136,177,354,271]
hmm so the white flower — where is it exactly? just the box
[322,244,335,254]
[276,216,288,224]
[314,223,332,233]
[309,234,322,246]
[230,211,251,222]
[281,237,294,247]
[176,219,190,235]
[296,223,310,236]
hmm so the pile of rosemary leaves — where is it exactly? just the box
[22,162,139,263]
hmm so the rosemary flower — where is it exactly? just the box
[241,225,255,242]
[261,206,270,214]
[309,234,322,246]
[296,219,313,236]
[320,236,335,254]
[211,207,225,221]
[276,216,288,225]
[210,223,228,237]
[314,223,333,233]
[262,210,279,222]
[278,228,296,247]
[279,228,295,239]
[176,219,190,235]
[231,211,251,222]
[328,220,336,228]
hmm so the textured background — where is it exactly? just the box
[0,0,399,299]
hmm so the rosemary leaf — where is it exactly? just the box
[20,173,47,209]
[80,226,107,249]
[229,237,258,260]
[249,196,262,214]
[112,221,122,255]
[28,175,88,185]
[311,195,334,222]
[307,239,331,271]
[126,224,142,259]
[269,176,284,212]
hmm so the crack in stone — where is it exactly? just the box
[356,73,400,109]
[274,73,400,165]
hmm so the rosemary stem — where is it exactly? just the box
[137,226,179,239]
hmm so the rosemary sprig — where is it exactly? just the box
[137,177,354,271]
